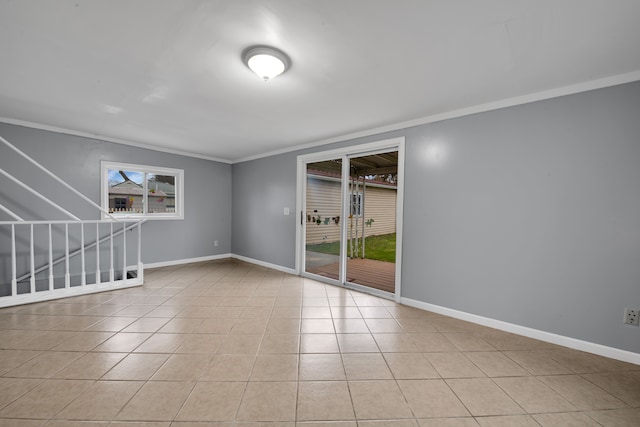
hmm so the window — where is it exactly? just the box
[113,198,127,210]
[350,192,363,217]
[101,161,184,220]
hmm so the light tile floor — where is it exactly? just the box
[1,259,639,426]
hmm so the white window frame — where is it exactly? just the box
[100,161,184,220]
[350,191,363,217]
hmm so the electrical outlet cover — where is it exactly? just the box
[624,308,639,326]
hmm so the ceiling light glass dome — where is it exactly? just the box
[242,46,291,81]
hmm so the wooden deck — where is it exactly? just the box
[307,258,395,293]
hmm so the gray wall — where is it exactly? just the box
[0,123,232,270]
[232,81,640,354]
[232,152,297,268]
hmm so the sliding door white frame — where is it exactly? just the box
[295,137,405,302]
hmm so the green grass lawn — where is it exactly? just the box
[306,233,396,263]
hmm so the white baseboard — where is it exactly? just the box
[231,254,297,275]
[144,253,232,269]
[0,279,143,309]
[143,253,297,275]
[400,297,640,365]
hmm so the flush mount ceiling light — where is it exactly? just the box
[242,45,291,81]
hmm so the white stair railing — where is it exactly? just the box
[1,219,143,308]
[14,219,146,284]
[0,135,145,308]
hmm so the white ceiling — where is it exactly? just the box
[1,0,639,162]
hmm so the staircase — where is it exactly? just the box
[0,135,144,308]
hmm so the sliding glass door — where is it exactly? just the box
[304,158,343,282]
[344,152,398,294]
[299,140,403,299]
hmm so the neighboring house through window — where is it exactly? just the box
[101,161,184,220]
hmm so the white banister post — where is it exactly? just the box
[95,223,101,285]
[138,221,143,282]
[65,223,70,288]
[30,224,35,294]
[11,224,17,296]
[80,223,86,286]
[122,222,127,283]
[48,223,54,291]
[109,222,114,283]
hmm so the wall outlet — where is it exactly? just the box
[214,240,219,247]
[624,308,639,326]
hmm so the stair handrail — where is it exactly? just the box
[0,135,117,220]
[0,202,24,221]
[0,168,81,221]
